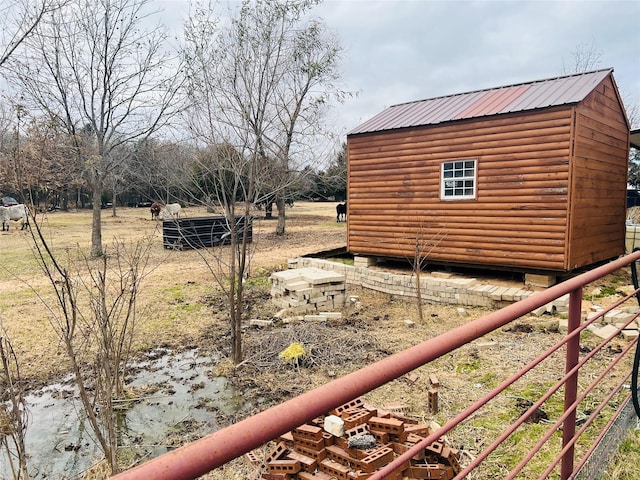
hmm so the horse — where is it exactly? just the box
[150,202,161,220]
[336,202,347,222]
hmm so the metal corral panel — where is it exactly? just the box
[349,68,613,135]
[162,216,252,250]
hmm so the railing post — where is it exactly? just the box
[561,287,582,479]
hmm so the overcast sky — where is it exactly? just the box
[161,0,639,138]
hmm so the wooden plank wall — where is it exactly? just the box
[347,108,575,271]
[567,76,629,269]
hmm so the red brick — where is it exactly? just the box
[262,473,291,480]
[299,471,334,480]
[319,458,351,480]
[268,459,301,474]
[357,446,394,473]
[293,424,324,442]
[331,398,365,417]
[335,436,350,450]
[390,412,418,425]
[426,440,443,455]
[429,373,440,388]
[391,430,408,443]
[383,468,404,480]
[266,442,289,463]
[279,431,295,448]
[407,432,426,443]
[344,423,370,439]
[295,443,327,461]
[326,444,357,467]
[392,441,426,461]
[406,464,449,479]
[286,450,317,472]
[343,409,374,429]
[428,389,439,414]
[405,424,431,437]
[294,435,325,452]
[322,431,335,446]
[348,471,373,479]
[368,417,404,435]
[244,450,262,467]
[368,429,389,443]
[382,403,410,415]
[443,447,461,473]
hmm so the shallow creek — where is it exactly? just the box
[1,348,246,479]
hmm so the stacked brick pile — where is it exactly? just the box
[270,267,346,313]
[246,398,461,479]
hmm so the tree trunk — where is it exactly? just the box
[276,195,286,236]
[111,185,117,217]
[91,185,103,258]
[264,201,273,219]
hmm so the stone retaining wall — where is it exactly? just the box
[287,256,571,313]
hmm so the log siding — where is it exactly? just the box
[567,76,629,269]
[347,73,630,273]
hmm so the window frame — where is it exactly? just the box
[440,159,477,200]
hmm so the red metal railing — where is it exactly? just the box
[113,250,640,480]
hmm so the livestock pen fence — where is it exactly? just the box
[113,251,640,479]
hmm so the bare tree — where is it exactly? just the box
[181,0,347,363]
[270,11,346,234]
[29,217,154,474]
[561,40,603,74]
[410,221,446,323]
[4,0,183,257]
[188,144,255,363]
[0,0,61,68]
[0,332,29,479]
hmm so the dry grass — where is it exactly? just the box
[0,202,637,478]
[0,202,346,383]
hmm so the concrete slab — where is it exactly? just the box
[591,324,620,340]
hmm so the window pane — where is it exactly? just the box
[442,159,476,199]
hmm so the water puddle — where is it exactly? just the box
[1,348,245,479]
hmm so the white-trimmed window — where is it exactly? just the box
[441,159,477,199]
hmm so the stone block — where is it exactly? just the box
[525,273,556,288]
[592,324,620,340]
[249,319,273,327]
[323,415,344,437]
[554,294,570,307]
[489,287,508,300]
[531,305,548,317]
[353,256,377,267]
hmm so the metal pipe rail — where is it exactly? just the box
[112,250,640,479]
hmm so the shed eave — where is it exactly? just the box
[347,104,577,137]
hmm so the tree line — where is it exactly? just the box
[0,132,348,211]
[0,0,349,256]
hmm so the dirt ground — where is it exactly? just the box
[0,201,636,478]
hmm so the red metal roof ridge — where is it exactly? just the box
[348,68,615,136]
[389,67,613,109]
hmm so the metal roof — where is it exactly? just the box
[349,68,614,136]
[631,129,640,150]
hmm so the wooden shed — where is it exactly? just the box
[346,69,630,273]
